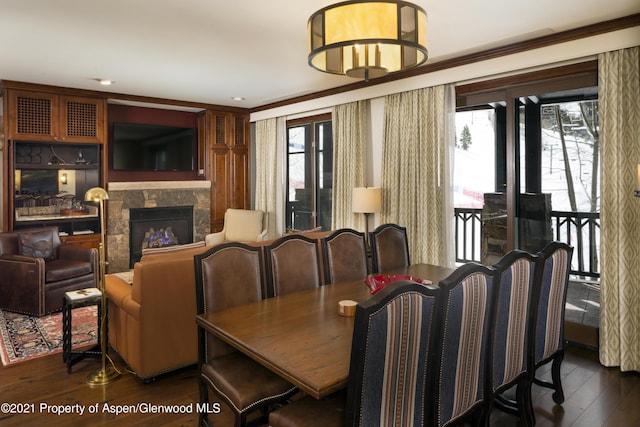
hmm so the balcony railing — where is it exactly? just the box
[454,207,600,279]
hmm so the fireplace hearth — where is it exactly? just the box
[129,206,193,267]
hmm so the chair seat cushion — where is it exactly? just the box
[45,259,92,282]
[201,352,297,412]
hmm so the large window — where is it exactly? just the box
[286,115,333,231]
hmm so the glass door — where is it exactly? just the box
[456,64,600,348]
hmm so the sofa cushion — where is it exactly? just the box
[141,240,205,256]
[140,241,208,263]
[45,259,92,282]
[225,209,264,242]
[17,230,56,260]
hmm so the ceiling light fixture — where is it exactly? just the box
[97,79,114,86]
[308,0,428,80]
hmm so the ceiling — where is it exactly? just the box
[0,0,638,110]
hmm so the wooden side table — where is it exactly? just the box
[62,288,102,373]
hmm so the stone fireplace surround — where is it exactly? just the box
[106,181,211,273]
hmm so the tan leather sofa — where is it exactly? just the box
[105,243,208,381]
[105,231,331,381]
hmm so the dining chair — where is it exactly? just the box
[490,250,542,426]
[194,242,298,427]
[369,223,410,274]
[431,262,498,427]
[268,280,442,427]
[531,241,574,404]
[264,234,323,297]
[321,228,368,284]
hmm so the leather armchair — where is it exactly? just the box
[0,226,98,316]
[205,208,267,246]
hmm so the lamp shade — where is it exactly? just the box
[308,0,428,79]
[84,187,109,202]
[353,187,382,213]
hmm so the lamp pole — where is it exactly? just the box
[84,187,120,386]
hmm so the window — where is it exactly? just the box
[286,115,333,231]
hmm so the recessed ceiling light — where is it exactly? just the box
[231,96,245,101]
[96,79,115,86]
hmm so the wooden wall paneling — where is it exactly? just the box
[59,95,106,143]
[229,114,249,209]
[7,90,59,141]
[7,90,106,144]
[200,110,250,232]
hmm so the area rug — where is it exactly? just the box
[0,306,97,366]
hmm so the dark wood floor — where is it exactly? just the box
[0,343,638,426]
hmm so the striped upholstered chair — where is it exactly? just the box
[431,262,498,427]
[268,280,442,427]
[532,241,574,404]
[490,250,542,426]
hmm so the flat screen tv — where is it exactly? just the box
[112,122,195,171]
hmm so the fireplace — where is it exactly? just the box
[129,206,194,267]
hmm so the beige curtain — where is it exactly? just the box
[381,85,454,266]
[599,46,640,372]
[255,118,279,239]
[331,100,368,230]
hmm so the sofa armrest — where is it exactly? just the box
[257,228,268,241]
[0,256,45,314]
[58,245,98,263]
[105,275,140,320]
[205,231,225,246]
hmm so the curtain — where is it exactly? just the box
[331,100,368,230]
[255,118,280,239]
[381,85,455,266]
[598,46,640,372]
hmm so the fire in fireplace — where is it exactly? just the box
[142,227,180,249]
[129,206,193,267]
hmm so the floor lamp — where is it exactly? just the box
[84,187,120,385]
[353,187,382,244]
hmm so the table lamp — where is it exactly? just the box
[353,187,382,237]
[84,187,120,385]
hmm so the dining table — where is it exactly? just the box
[195,263,455,399]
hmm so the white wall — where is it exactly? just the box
[249,27,640,230]
[251,27,640,123]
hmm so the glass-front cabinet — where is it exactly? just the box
[12,141,101,246]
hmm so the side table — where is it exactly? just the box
[62,288,103,373]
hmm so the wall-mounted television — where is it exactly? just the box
[112,122,195,171]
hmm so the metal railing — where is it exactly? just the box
[454,207,600,279]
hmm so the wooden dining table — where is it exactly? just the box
[195,263,455,399]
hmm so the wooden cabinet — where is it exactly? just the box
[198,110,249,232]
[60,233,101,250]
[7,90,106,144]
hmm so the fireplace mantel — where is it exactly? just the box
[108,180,210,191]
[106,181,211,272]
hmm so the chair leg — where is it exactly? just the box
[199,378,212,427]
[551,352,565,404]
[533,351,565,404]
[516,379,535,427]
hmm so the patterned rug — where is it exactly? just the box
[0,306,98,366]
